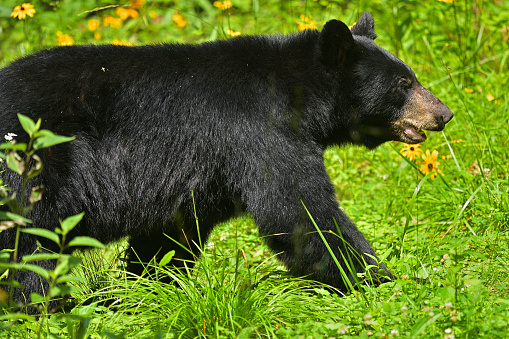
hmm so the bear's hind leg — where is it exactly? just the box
[126,229,200,283]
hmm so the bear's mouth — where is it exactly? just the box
[402,124,427,143]
[393,121,428,144]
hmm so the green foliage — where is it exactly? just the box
[0,114,103,337]
[1,0,508,337]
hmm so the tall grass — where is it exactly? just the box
[0,0,508,337]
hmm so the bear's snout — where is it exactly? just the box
[392,84,454,144]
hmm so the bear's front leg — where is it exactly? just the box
[244,151,393,292]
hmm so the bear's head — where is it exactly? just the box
[317,12,453,149]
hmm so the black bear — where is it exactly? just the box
[0,12,452,308]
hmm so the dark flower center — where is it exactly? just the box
[428,163,434,170]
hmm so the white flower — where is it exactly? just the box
[4,133,17,141]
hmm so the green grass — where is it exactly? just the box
[1,0,508,337]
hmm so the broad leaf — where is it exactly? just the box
[22,253,63,263]
[21,228,60,245]
[159,250,175,267]
[0,211,31,223]
[6,152,24,175]
[0,142,27,151]
[27,155,44,180]
[17,114,37,137]
[33,132,75,150]
[67,236,104,249]
[60,212,85,234]
[49,284,81,298]
[55,274,84,284]
[30,292,45,304]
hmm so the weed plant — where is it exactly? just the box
[0,0,508,338]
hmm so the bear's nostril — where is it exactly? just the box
[441,107,454,124]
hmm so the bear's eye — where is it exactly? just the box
[398,78,412,91]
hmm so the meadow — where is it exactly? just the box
[0,0,508,337]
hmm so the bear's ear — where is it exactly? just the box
[350,11,377,40]
[317,19,355,70]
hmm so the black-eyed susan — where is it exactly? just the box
[419,149,443,180]
[296,14,317,31]
[57,31,74,46]
[213,1,233,10]
[11,3,36,20]
[400,143,423,162]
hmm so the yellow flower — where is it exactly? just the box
[112,39,134,46]
[401,143,423,162]
[213,1,233,10]
[419,149,443,180]
[88,19,101,31]
[129,0,145,9]
[94,32,102,40]
[57,31,74,46]
[297,14,317,31]
[437,0,454,3]
[172,13,187,29]
[103,15,123,28]
[226,29,241,37]
[464,88,474,93]
[116,7,139,20]
[11,3,36,20]
[486,93,495,101]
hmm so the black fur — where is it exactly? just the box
[0,12,452,308]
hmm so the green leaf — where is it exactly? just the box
[0,279,23,288]
[20,263,51,280]
[17,114,37,137]
[6,152,24,175]
[55,274,84,284]
[28,185,45,205]
[33,132,75,150]
[53,256,82,275]
[0,142,27,151]
[67,236,104,249]
[60,212,85,235]
[0,211,31,223]
[159,250,175,267]
[22,253,63,263]
[21,228,60,245]
[33,129,53,137]
[30,292,46,304]
[27,154,44,180]
[54,258,72,277]
[49,284,81,298]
